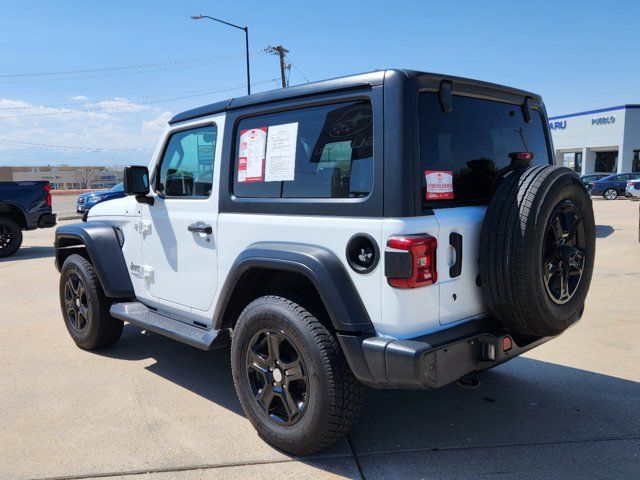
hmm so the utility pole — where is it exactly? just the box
[266,45,289,88]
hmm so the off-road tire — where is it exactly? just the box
[59,254,123,349]
[479,166,595,337]
[231,295,363,456]
[0,216,23,258]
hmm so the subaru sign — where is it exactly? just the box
[549,120,567,130]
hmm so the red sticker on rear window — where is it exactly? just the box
[425,170,454,200]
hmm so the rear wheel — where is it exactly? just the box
[0,217,23,258]
[231,295,363,456]
[59,254,123,349]
[603,188,618,200]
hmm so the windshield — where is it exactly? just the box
[109,182,124,192]
[418,93,551,206]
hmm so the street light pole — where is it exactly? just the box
[191,14,251,95]
[243,26,251,95]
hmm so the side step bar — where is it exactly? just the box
[110,302,218,350]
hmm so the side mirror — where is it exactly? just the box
[124,166,154,205]
[124,166,150,195]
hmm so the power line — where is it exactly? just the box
[0,138,152,153]
[0,53,251,78]
[285,54,311,83]
[0,86,226,110]
[0,52,268,84]
[0,79,278,119]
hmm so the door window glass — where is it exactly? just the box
[232,101,373,199]
[156,125,217,197]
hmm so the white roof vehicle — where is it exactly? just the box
[54,70,596,455]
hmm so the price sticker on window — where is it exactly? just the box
[425,170,454,200]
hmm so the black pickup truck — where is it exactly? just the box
[0,181,57,257]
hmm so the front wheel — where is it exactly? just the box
[59,254,123,349]
[603,188,618,200]
[231,296,363,456]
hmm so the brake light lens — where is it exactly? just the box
[386,234,438,288]
[509,151,534,161]
[43,183,52,207]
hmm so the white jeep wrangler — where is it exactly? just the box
[55,69,595,455]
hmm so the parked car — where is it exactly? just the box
[54,69,596,455]
[626,179,640,199]
[590,172,640,199]
[0,181,56,257]
[581,173,609,192]
[76,182,125,213]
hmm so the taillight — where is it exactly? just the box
[509,151,534,161]
[43,183,52,207]
[385,234,437,288]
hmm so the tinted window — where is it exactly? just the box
[156,125,217,197]
[233,101,373,199]
[594,151,617,172]
[110,182,124,192]
[418,93,550,205]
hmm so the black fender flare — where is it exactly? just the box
[54,222,134,298]
[213,242,376,335]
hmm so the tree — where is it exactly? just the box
[76,168,95,189]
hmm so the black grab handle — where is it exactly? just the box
[449,232,463,278]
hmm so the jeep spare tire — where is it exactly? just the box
[479,166,595,337]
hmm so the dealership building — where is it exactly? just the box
[549,104,640,175]
[0,166,122,190]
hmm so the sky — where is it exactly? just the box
[0,0,639,167]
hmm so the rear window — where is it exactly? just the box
[233,101,373,199]
[418,93,550,206]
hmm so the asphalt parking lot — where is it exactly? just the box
[52,194,82,221]
[1,200,639,480]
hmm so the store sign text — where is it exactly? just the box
[549,121,567,130]
[592,116,615,125]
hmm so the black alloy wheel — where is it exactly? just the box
[64,272,91,333]
[0,217,22,257]
[479,166,596,337]
[59,254,123,349]
[246,328,309,426]
[542,200,586,305]
[231,295,364,455]
[0,224,13,251]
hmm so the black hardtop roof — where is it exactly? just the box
[169,69,541,125]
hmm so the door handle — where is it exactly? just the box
[449,232,463,278]
[188,222,213,235]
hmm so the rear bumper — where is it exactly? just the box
[337,318,559,389]
[38,213,57,228]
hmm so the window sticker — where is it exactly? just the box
[265,122,298,182]
[238,127,267,182]
[425,170,454,200]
